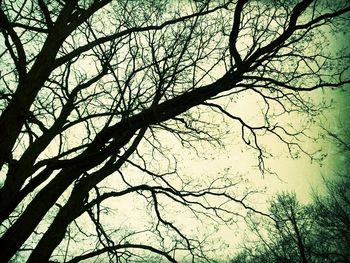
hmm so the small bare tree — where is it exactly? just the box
[237,192,314,263]
[231,130,350,263]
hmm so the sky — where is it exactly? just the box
[156,28,350,260]
[162,82,350,261]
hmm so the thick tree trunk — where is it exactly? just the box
[27,129,146,261]
[0,167,53,225]
[0,93,78,224]
[27,188,85,262]
[0,128,136,261]
[0,168,77,262]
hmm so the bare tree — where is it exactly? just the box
[0,0,349,262]
[231,130,350,263]
[310,129,350,262]
[231,192,315,263]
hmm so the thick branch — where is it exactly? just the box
[229,0,246,65]
[67,244,178,263]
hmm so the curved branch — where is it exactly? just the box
[66,243,178,263]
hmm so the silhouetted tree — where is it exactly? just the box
[310,130,350,262]
[231,192,314,263]
[0,0,349,262]
[231,130,350,263]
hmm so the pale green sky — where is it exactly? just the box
[157,75,350,260]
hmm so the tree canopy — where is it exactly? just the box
[0,0,349,262]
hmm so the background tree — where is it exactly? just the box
[0,0,349,262]
[232,192,315,263]
[310,129,350,262]
[231,130,350,263]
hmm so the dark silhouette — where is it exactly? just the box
[0,0,349,261]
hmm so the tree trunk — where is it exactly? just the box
[0,168,77,262]
[27,188,85,262]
